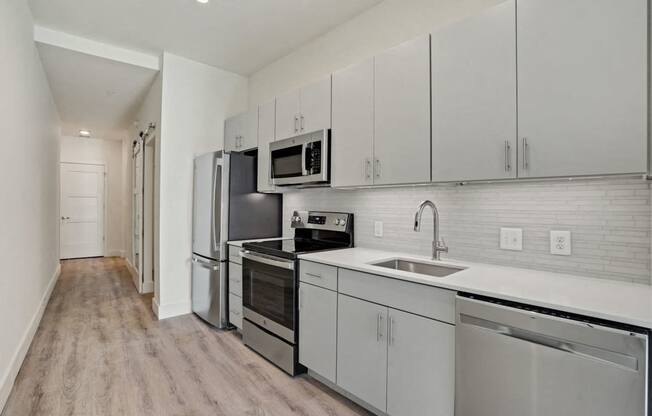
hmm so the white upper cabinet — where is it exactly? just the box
[432,0,517,182]
[224,109,258,152]
[275,89,301,141]
[241,110,258,151]
[300,76,332,134]
[257,100,276,193]
[275,77,332,141]
[374,35,431,185]
[224,115,239,152]
[332,59,375,187]
[517,0,647,178]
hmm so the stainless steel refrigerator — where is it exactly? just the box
[192,151,281,328]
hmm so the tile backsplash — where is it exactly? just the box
[283,178,652,285]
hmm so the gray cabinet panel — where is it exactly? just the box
[257,100,276,192]
[300,76,332,133]
[337,294,388,411]
[387,308,455,416]
[299,283,337,383]
[517,0,647,178]
[432,0,517,182]
[374,35,431,185]
[332,59,375,187]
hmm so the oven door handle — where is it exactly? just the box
[241,250,295,270]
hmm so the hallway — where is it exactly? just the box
[2,258,369,416]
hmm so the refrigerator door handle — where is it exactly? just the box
[211,161,219,254]
[192,256,220,271]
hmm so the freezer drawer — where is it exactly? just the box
[191,255,227,328]
[456,295,648,416]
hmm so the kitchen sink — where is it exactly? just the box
[370,258,464,278]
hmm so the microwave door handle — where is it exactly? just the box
[301,143,309,176]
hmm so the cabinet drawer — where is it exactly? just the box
[300,261,338,291]
[228,245,243,264]
[338,268,455,324]
[228,262,242,296]
[229,293,243,329]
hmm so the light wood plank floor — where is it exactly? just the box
[2,257,371,416]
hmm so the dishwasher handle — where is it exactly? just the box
[459,313,640,371]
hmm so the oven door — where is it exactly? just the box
[241,250,296,343]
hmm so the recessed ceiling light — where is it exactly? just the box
[196,0,208,4]
[79,130,91,137]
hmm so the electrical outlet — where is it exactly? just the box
[500,227,523,251]
[550,230,571,255]
[374,221,383,238]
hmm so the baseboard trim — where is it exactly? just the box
[106,249,125,257]
[0,263,61,412]
[152,298,191,320]
[142,280,154,294]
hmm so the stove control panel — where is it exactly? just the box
[291,210,351,231]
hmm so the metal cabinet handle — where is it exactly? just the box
[364,158,372,180]
[388,316,395,346]
[374,158,381,179]
[504,140,511,172]
[61,216,70,220]
[305,272,322,279]
[377,313,384,342]
[522,137,529,171]
[294,115,299,133]
[300,114,305,132]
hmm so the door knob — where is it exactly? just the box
[61,216,70,220]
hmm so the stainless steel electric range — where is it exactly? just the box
[240,210,354,375]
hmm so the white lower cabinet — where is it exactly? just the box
[337,294,389,411]
[386,308,455,416]
[228,261,243,330]
[298,283,337,383]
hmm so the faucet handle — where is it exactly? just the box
[436,238,449,253]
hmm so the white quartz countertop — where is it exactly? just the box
[227,237,286,247]
[299,247,652,329]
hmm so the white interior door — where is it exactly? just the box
[60,163,105,259]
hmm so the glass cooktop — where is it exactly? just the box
[243,238,347,260]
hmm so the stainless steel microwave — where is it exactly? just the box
[269,129,329,186]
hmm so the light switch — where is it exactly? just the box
[500,227,523,251]
[374,221,383,238]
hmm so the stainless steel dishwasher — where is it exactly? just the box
[456,294,649,416]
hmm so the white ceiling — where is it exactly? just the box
[28,0,382,75]
[37,43,158,140]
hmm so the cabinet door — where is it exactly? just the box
[517,0,647,178]
[374,35,431,185]
[224,115,240,152]
[332,59,375,187]
[299,283,337,383]
[337,294,388,412]
[432,0,516,182]
[299,76,332,133]
[257,100,276,192]
[386,308,454,416]
[275,89,301,141]
[240,109,258,151]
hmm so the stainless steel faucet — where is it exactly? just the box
[414,200,448,260]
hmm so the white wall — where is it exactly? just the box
[60,135,126,256]
[155,53,247,318]
[0,0,61,410]
[249,0,504,105]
